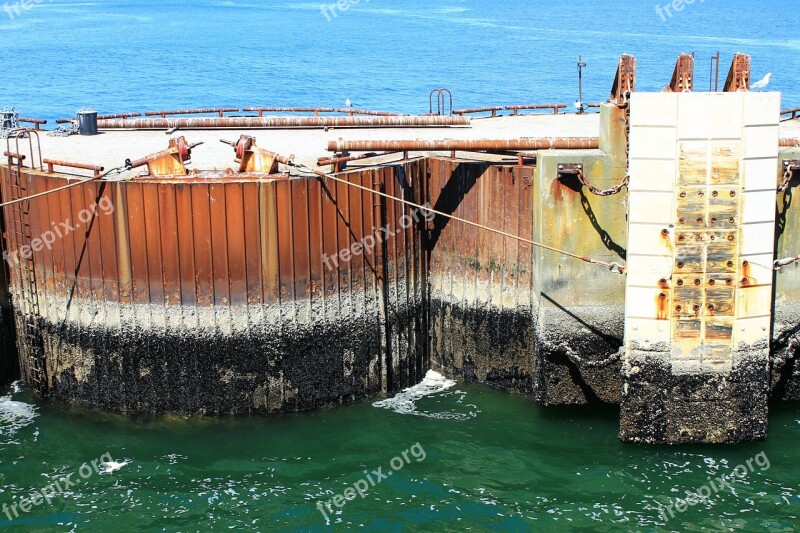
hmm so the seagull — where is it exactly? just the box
[345,98,353,107]
[750,73,772,91]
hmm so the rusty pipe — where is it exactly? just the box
[144,107,239,117]
[336,108,404,116]
[18,117,47,130]
[780,138,800,147]
[43,158,104,176]
[4,151,26,160]
[327,137,601,152]
[317,151,400,166]
[98,116,470,129]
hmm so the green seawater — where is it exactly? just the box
[1,378,799,532]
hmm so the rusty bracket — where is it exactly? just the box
[723,53,751,92]
[126,136,200,176]
[663,53,694,93]
[556,163,583,177]
[610,54,636,105]
[221,135,294,174]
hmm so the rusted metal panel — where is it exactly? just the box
[723,53,751,92]
[611,54,636,105]
[190,184,214,307]
[664,53,694,93]
[242,182,263,306]
[142,182,165,305]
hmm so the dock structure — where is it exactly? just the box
[0,53,799,443]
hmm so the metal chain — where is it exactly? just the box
[0,107,23,139]
[576,168,630,196]
[48,122,79,137]
[777,163,797,193]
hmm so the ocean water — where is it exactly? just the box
[0,0,799,121]
[2,1,800,531]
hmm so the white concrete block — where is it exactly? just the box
[625,253,675,287]
[625,317,672,346]
[629,126,677,161]
[741,189,777,224]
[740,222,776,256]
[743,157,780,192]
[628,191,674,224]
[743,92,781,127]
[630,93,678,127]
[743,125,780,159]
[628,158,676,192]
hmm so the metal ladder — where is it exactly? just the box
[4,129,46,392]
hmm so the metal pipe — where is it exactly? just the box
[98,116,471,129]
[3,151,26,160]
[43,158,104,176]
[56,112,142,124]
[336,108,404,116]
[453,106,503,117]
[327,137,601,152]
[144,107,239,118]
[317,151,400,166]
[505,104,567,115]
[780,138,800,147]
[242,107,335,117]
[17,117,47,130]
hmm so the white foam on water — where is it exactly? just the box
[0,392,38,438]
[101,460,130,475]
[372,370,477,420]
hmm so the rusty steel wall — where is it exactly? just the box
[0,161,427,413]
[426,158,537,395]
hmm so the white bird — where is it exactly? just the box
[345,98,353,107]
[750,72,771,90]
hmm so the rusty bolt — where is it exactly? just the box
[712,191,718,197]
[676,305,683,311]
[730,191,736,197]
[677,279,684,286]
[727,235,735,241]
[659,293,667,300]
[696,217,703,224]
[729,217,735,223]
[679,191,687,198]
[698,190,704,197]
[678,235,685,242]
[711,217,717,224]
[710,235,716,241]
[694,278,701,286]
[696,234,703,241]
[661,229,669,236]
[679,217,685,224]
[727,261,734,267]
[741,277,749,286]
[726,278,733,285]
[677,261,685,268]
[707,304,715,312]
[709,279,716,286]
[743,260,749,266]
[693,304,701,311]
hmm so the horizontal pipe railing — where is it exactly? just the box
[336,108,405,117]
[327,137,601,152]
[43,158,104,176]
[453,106,504,117]
[505,104,567,115]
[242,107,335,117]
[97,116,471,130]
[17,117,47,130]
[144,107,239,118]
[781,107,800,121]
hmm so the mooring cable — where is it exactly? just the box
[294,162,626,274]
[0,166,128,208]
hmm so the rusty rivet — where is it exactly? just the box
[727,261,734,267]
[712,191,718,197]
[726,278,733,285]
[659,293,667,300]
[709,279,716,286]
[729,217,735,223]
[694,278,701,286]
[710,235,716,241]
[743,260,749,266]
[698,190,704,197]
[727,235,734,241]
[659,278,668,285]
[696,217,703,224]
[707,304,715,311]
[679,191,687,198]
[711,217,717,224]
[696,234,703,241]
[676,305,683,311]
[741,278,749,285]
[678,235,685,242]
[661,229,669,236]
[693,304,701,311]
[679,217,685,224]
[677,261,684,268]
[730,191,736,197]
[677,279,684,286]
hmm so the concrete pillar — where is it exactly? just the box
[621,92,780,443]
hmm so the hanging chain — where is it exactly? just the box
[575,167,630,196]
[777,162,798,193]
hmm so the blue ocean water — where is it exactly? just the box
[1,0,798,122]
